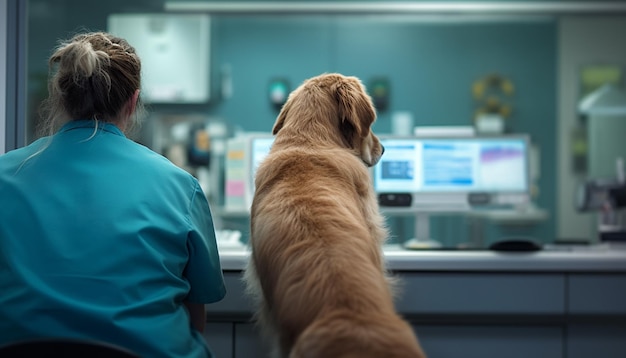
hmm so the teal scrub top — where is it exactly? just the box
[0,120,226,358]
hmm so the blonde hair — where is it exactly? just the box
[38,31,145,137]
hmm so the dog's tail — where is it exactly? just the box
[289,310,426,358]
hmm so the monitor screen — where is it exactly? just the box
[250,136,275,185]
[374,136,529,196]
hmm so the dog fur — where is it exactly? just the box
[244,73,426,358]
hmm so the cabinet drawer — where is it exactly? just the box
[395,273,565,314]
[568,274,626,314]
[234,323,272,358]
[203,323,234,358]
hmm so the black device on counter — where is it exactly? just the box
[489,238,542,252]
[378,193,412,207]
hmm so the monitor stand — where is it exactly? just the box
[415,213,432,242]
[404,213,443,249]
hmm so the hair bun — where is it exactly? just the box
[53,39,110,79]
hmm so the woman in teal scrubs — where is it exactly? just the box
[0,32,226,357]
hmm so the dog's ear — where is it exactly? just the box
[335,79,376,141]
[272,100,291,135]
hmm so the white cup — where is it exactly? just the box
[392,111,414,136]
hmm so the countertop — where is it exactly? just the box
[217,243,626,272]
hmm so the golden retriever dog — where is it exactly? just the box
[244,73,426,358]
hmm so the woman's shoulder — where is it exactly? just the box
[125,140,199,184]
[0,137,51,169]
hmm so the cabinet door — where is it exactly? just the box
[204,323,234,358]
[568,324,626,358]
[414,325,563,358]
[568,274,626,314]
[206,272,255,314]
[234,322,272,358]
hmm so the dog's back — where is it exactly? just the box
[250,148,424,358]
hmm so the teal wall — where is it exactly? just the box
[209,16,557,245]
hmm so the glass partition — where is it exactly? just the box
[22,0,626,247]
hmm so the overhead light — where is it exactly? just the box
[164,2,626,16]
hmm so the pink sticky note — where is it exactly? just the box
[226,180,245,196]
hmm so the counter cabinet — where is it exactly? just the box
[203,251,626,358]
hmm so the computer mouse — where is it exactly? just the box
[489,238,542,252]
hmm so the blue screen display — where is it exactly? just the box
[374,137,528,194]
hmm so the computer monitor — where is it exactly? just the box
[374,135,530,211]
